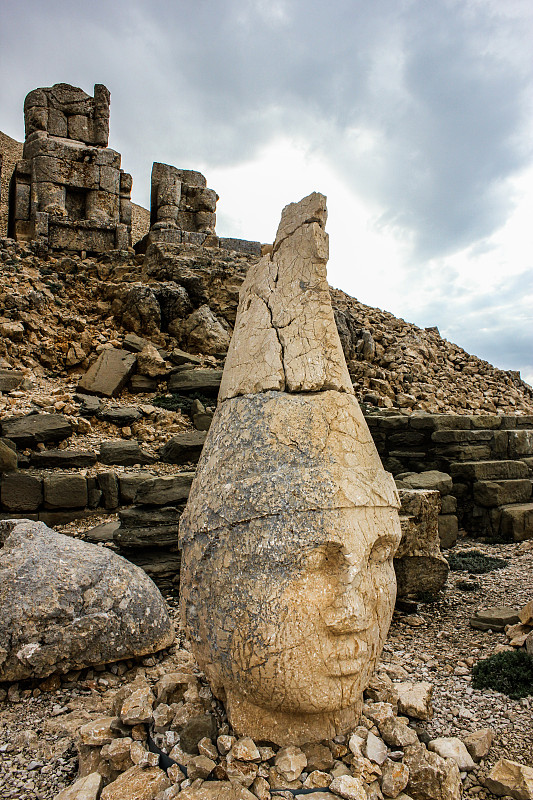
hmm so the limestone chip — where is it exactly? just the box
[485,758,533,800]
[100,766,170,800]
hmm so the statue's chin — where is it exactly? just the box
[224,687,363,747]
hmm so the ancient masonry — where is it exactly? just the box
[9,83,132,253]
[179,193,402,745]
[5,81,262,257]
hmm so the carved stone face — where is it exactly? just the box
[183,505,401,719]
[228,509,400,715]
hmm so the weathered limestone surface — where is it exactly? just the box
[180,193,401,745]
[0,519,174,681]
[395,489,449,597]
[219,193,353,399]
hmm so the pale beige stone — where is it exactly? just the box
[274,745,307,781]
[519,600,533,626]
[54,773,103,800]
[178,782,257,800]
[428,737,475,771]
[102,737,133,771]
[304,770,332,789]
[100,765,170,800]
[130,741,159,768]
[120,684,155,725]
[463,728,493,761]
[180,194,401,746]
[187,754,216,779]
[485,758,533,799]
[395,682,433,721]
[364,731,388,765]
[231,737,261,762]
[380,760,409,798]
[78,717,119,746]
[219,192,353,400]
[403,744,461,800]
[329,774,367,800]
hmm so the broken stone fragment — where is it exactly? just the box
[54,772,103,800]
[395,682,434,721]
[180,193,401,746]
[484,758,533,799]
[428,737,476,772]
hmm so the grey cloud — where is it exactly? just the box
[1,0,531,250]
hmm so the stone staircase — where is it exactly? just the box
[366,412,533,541]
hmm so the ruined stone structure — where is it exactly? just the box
[149,162,218,244]
[179,193,402,745]
[9,83,132,252]
[141,160,262,256]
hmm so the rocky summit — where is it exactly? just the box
[1,86,533,800]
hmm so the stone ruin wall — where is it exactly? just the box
[2,82,261,258]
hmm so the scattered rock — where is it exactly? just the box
[0,412,72,447]
[427,736,475,771]
[484,758,533,799]
[78,349,137,398]
[395,682,433,721]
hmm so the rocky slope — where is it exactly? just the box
[0,237,531,425]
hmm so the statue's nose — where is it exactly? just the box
[321,585,371,634]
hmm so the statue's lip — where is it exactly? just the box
[326,656,362,676]
[325,640,367,675]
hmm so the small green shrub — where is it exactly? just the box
[447,549,508,574]
[472,651,533,699]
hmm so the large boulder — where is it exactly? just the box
[0,519,174,681]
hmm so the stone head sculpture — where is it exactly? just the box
[179,193,401,745]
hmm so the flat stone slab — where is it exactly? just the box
[0,369,25,392]
[168,369,223,394]
[97,405,142,425]
[1,473,43,512]
[84,520,120,543]
[0,519,174,681]
[99,441,156,466]
[116,505,183,548]
[470,606,520,631]
[450,460,529,481]
[134,474,195,505]
[160,431,207,464]
[0,413,72,448]
[29,449,97,468]
[473,479,532,508]
[43,473,88,509]
[78,349,137,397]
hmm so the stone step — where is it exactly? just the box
[450,460,529,481]
[499,502,533,542]
[473,479,533,508]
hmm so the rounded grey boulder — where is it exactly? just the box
[0,520,175,681]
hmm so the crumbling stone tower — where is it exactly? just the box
[148,162,218,246]
[8,83,132,253]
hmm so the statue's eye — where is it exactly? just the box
[369,537,395,565]
[304,543,343,573]
[304,548,327,571]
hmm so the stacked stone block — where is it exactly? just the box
[144,161,261,255]
[367,412,533,540]
[9,83,132,253]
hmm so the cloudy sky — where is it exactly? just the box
[2,0,532,384]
